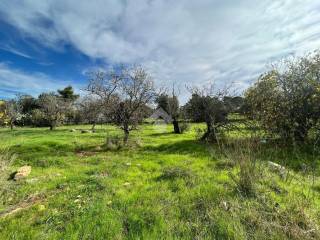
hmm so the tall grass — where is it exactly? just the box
[219,137,263,197]
[0,148,15,205]
[0,148,14,181]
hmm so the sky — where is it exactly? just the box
[0,0,320,102]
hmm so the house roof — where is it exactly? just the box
[149,107,173,123]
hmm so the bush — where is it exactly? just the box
[245,52,320,143]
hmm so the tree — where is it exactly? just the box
[245,52,320,142]
[155,94,170,113]
[112,67,156,143]
[17,95,39,126]
[168,93,181,134]
[155,90,181,134]
[37,93,68,130]
[5,99,23,130]
[86,66,156,143]
[58,86,79,101]
[78,97,104,130]
[223,96,245,114]
[185,84,230,142]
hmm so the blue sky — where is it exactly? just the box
[0,0,320,101]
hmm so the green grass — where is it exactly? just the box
[0,124,319,239]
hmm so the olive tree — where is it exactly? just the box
[245,52,320,142]
[155,88,181,134]
[185,84,230,142]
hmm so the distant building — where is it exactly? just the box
[149,107,173,124]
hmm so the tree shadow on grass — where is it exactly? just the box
[147,132,176,137]
[141,139,209,157]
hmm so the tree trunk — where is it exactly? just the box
[123,126,129,144]
[201,121,217,142]
[172,118,181,134]
[123,130,129,144]
[50,125,55,131]
[10,121,14,130]
[91,123,96,131]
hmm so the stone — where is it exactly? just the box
[70,129,77,132]
[268,161,286,177]
[220,201,230,211]
[14,166,32,180]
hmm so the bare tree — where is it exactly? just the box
[78,97,104,130]
[38,93,68,130]
[85,66,156,143]
[85,70,121,102]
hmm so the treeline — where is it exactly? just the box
[1,51,320,144]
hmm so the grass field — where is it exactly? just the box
[0,124,319,239]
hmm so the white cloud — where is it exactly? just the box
[0,45,34,59]
[0,63,82,99]
[0,0,320,101]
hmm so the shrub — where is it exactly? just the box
[245,52,320,143]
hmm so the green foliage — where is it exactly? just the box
[155,94,170,113]
[245,52,320,142]
[185,92,229,142]
[223,96,245,114]
[57,86,79,101]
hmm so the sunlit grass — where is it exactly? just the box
[0,124,319,239]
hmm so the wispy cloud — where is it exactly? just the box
[0,45,34,59]
[0,0,320,100]
[0,63,82,99]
